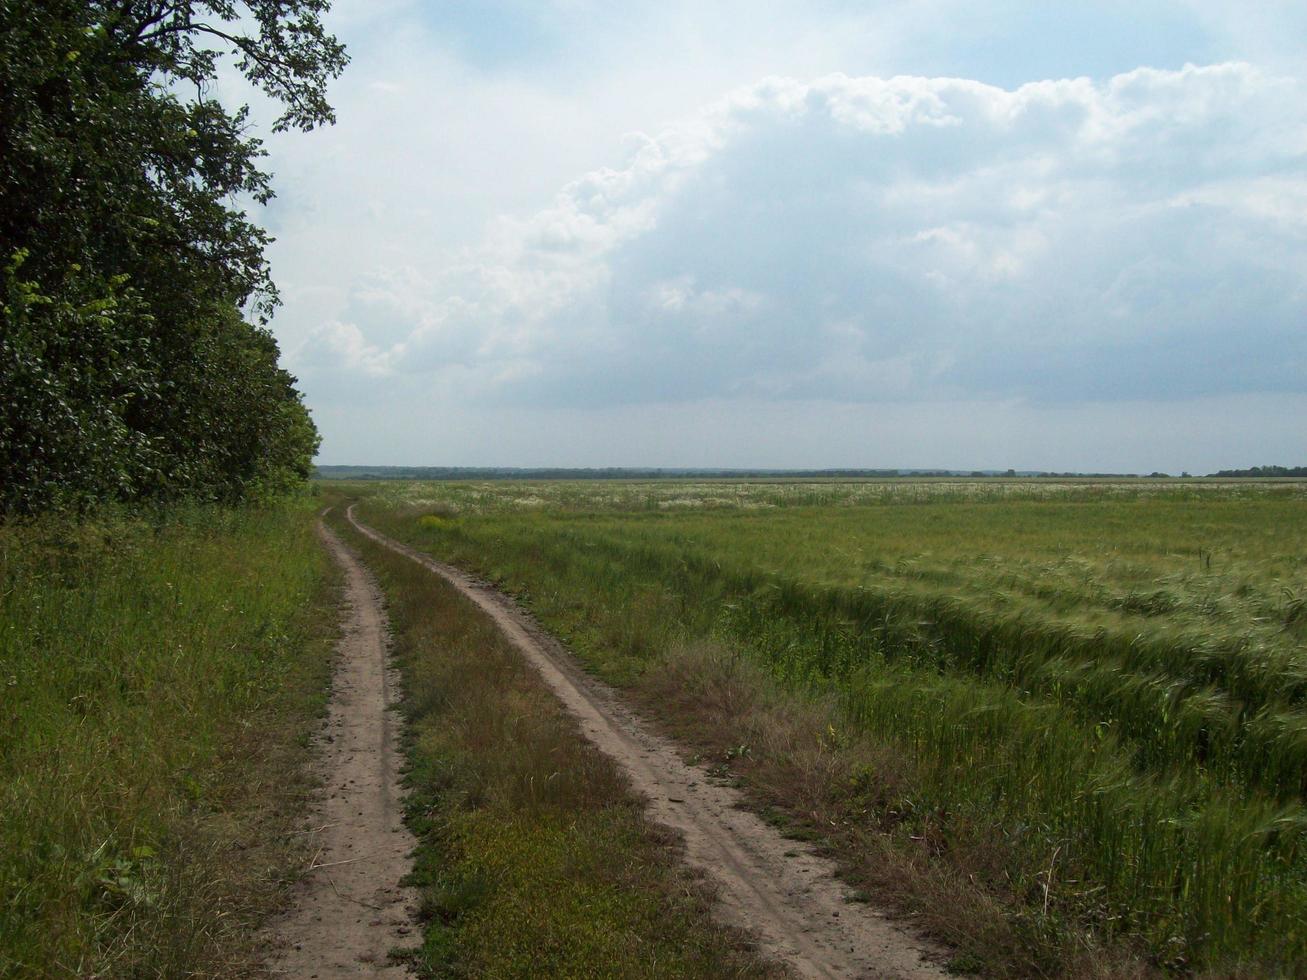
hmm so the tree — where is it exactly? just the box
[0,1,345,512]
[1,251,161,512]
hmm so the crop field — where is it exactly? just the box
[346,478,1307,974]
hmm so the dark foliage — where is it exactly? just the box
[0,1,345,513]
[1209,465,1307,478]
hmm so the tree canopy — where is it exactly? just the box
[0,1,347,513]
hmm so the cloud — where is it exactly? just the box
[295,321,391,376]
[293,63,1307,414]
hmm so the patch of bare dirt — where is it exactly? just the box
[346,505,947,980]
[263,520,417,977]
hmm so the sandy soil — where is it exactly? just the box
[346,504,948,980]
[263,520,417,977]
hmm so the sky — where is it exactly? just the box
[245,1,1307,472]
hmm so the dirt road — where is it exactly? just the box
[264,519,417,977]
[345,504,946,979]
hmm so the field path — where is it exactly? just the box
[264,518,417,977]
[346,504,947,979]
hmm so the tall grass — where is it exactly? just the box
[0,501,333,977]
[345,479,1307,973]
[382,488,1307,797]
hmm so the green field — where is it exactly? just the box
[347,479,1307,975]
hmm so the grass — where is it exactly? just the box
[338,478,1307,976]
[0,498,335,978]
[325,499,784,978]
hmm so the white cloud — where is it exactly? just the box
[242,0,1307,467]
[295,321,393,376]
[290,63,1307,417]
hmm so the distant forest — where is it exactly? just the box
[315,465,1307,481]
[1209,465,1307,478]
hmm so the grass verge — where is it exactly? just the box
[0,499,336,977]
[325,502,784,978]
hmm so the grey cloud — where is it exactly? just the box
[510,67,1307,407]
[298,65,1307,415]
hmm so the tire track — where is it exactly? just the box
[345,504,946,979]
[264,518,417,977]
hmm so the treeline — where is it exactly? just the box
[317,466,1068,480]
[316,466,909,481]
[0,2,346,514]
[1209,465,1307,478]
[315,466,1203,481]
[312,466,1092,481]
[318,465,1307,483]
